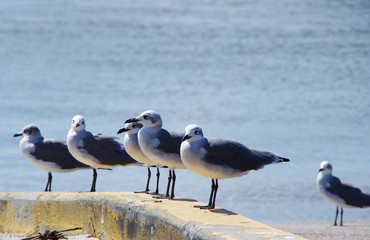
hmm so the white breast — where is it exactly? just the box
[67,131,102,168]
[124,134,155,166]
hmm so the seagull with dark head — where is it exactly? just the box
[14,124,91,191]
[180,124,290,209]
[316,161,370,226]
[67,115,139,192]
[125,110,186,199]
[117,121,163,194]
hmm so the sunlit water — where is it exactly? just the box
[1,0,370,223]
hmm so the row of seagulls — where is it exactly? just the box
[14,110,290,207]
[123,110,290,207]
[14,116,139,192]
[13,111,370,225]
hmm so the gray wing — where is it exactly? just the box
[203,139,278,171]
[33,140,90,169]
[155,129,183,155]
[81,133,137,166]
[326,176,370,208]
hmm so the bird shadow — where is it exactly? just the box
[169,197,198,202]
[209,208,238,216]
[151,194,197,202]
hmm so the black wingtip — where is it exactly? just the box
[365,194,370,207]
[278,157,290,162]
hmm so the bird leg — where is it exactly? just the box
[134,167,151,194]
[210,179,219,208]
[153,169,171,199]
[44,172,52,192]
[146,167,151,192]
[340,207,343,226]
[90,169,97,192]
[170,170,176,199]
[48,172,52,192]
[152,167,160,195]
[333,206,339,226]
[165,169,172,198]
[195,178,217,209]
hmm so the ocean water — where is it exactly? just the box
[1,0,370,223]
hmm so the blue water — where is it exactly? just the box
[1,0,370,223]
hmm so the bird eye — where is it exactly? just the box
[143,115,149,120]
[82,121,85,125]
[194,130,199,135]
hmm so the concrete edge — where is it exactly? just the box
[0,192,306,240]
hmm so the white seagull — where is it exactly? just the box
[67,115,138,192]
[14,124,91,191]
[180,124,290,209]
[125,110,186,199]
[316,161,370,226]
[117,121,163,194]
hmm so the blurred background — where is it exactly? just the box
[1,0,369,223]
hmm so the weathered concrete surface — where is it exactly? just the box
[0,192,305,240]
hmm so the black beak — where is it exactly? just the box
[117,128,128,134]
[182,134,191,142]
[13,133,23,137]
[318,168,324,173]
[125,118,139,123]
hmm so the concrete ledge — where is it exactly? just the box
[0,192,305,240]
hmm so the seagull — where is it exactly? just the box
[13,124,91,192]
[67,115,138,192]
[125,110,186,199]
[316,161,370,226]
[180,124,290,209]
[117,121,163,194]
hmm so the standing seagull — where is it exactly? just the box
[117,122,163,194]
[67,115,138,192]
[180,124,290,209]
[126,110,186,199]
[316,161,370,226]
[14,124,91,191]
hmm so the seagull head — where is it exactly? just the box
[13,124,42,141]
[318,161,333,175]
[182,124,204,142]
[125,110,162,128]
[71,115,86,132]
[117,122,143,135]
